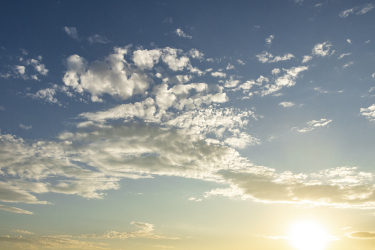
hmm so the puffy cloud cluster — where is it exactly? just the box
[360,104,375,122]
[63,47,150,101]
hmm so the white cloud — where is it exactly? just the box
[0,204,33,214]
[338,53,352,59]
[339,4,374,18]
[88,34,110,44]
[226,63,235,70]
[27,88,61,106]
[224,132,260,149]
[356,3,374,15]
[133,49,162,70]
[272,68,280,75]
[360,104,375,122]
[63,46,151,101]
[212,166,375,208]
[15,65,25,75]
[64,26,79,40]
[223,77,240,88]
[237,59,245,65]
[372,73,375,78]
[279,102,295,107]
[347,39,352,44]
[298,118,332,133]
[256,52,294,63]
[269,54,294,63]
[211,72,226,78]
[260,66,308,96]
[161,47,191,71]
[343,61,353,68]
[339,8,355,18]
[302,55,312,63]
[312,41,332,57]
[189,49,204,60]
[175,28,192,39]
[265,35,274,46]
[19,124,32,130]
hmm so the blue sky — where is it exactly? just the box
[1,1,375,250]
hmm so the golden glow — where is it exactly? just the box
[289,221,329,250]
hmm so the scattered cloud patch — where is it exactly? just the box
[175,28,192,39]
[260,66,308,96]
[338,53,352,59]
[265,35,274,46]
[302,55,312,63]
[211,72,226,78]
[279,102,295,107]
[64,26,79,40]
[256,52,294,63]
[343,61,353,68]
[339,3,374,18]
[19,124,32,130]
[88,34,110,44]
[226,63,235,70]
[298,119,332,133]
[312,41,332,57]
[360,104,375,122]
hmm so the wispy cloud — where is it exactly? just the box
[298,118,332,133]
[64,26,79,40]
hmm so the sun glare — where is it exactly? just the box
[289,221,329,250]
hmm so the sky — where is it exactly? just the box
[0,0,375,249]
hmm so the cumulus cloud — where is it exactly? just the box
[64,26,79,40]
[161,47,191,71]
[312,42,332,57]
[88,34,110,44]
[133,49,162,70]
[175,28,192,39]
[298,119,332,133]
[360,104,375,122]
[63,46,151,101]
[279,102,295,107]
[0,204,33,214]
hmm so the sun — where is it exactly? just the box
[289,221,329,250]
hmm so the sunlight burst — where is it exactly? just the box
[289,221,329,250]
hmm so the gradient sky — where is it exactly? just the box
[1,1,375,249]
